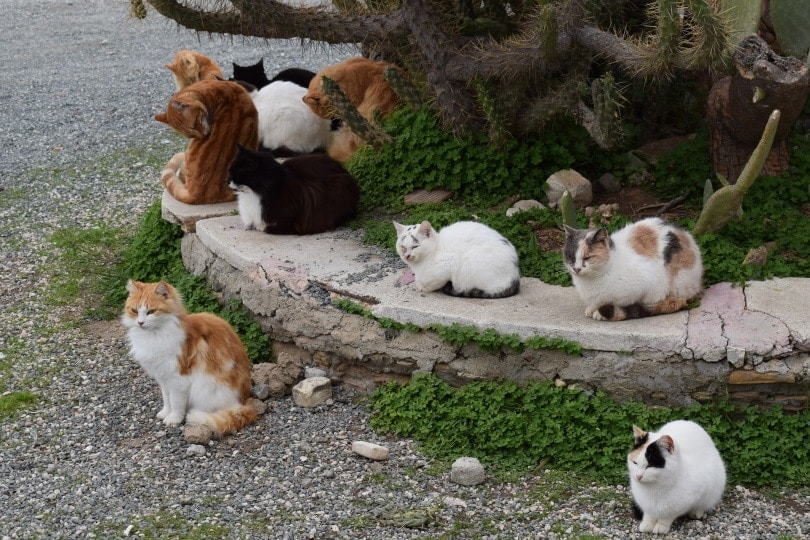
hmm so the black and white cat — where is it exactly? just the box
[231,59,315,90]
[628,420,726,534]
[563,217,703,321]
[228,144,360,235]
[393,220,520,298]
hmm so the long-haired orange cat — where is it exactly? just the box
[121,280,258,437]
[165,50,225,90]
[303,57,404,162]
[155,79,258,204]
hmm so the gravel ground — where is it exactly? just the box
[0,1,808,538]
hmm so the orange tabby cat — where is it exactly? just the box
[155,79,259,204]
[303,57,404,162]
[122,280,258,437]
[165,49,225,90]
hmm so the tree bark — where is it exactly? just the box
[707,34,809,182]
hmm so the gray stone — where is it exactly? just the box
[450,457,486,486]
[252,383,270,400]
[506,199,546,217]
[305,366,328,379]
[351,440,390,461]
[292,376,332,408]
[183,424,212,445]
[594,173,622,194]
[544,169,593,208]
[186,444,207,456]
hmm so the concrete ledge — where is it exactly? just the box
[163,191,810,409]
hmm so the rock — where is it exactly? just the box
[305,366,328,379]
[594,173,622,194]
[183,424,213,445]
[252,353,304,397]
[247,398,267,415]
[351,440,390,460]
[292,376,332,408]
[545,169,592,208]
[505,199,546,217]
[252,383,270,400]
[186,444,206,456]
[450,457,486,486]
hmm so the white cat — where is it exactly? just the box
[628,420,726,534]
[393,220,520,298]
[251,80,331,154]
[562,217,703,321]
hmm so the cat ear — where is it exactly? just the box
[632,425,648,447]
[656,435,675,455]
[154,112,167,124]
[417,221,433,238]
[154,281,172,299]
[126,279,141,294]
[590,228,610,245]
[563,224,578,236]
[392,221,406,236]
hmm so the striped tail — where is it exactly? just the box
[441,279,520,299]
[596,296,688,321]
[185,405,258,437]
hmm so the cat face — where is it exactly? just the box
[155,96,210,139]
[232,59,270,89]
[228,144,274,191]
[563,225,613,276]
[393,221,437,264]
[122,280,185,331]
[627,425,677,484]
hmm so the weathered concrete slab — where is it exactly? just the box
[161,189,237,233]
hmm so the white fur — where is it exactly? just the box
[229,182,266,230]
[567,217,702,312]
[122,302,242,427]
[393,220,519,296]
[629,420,726,534]
[251,81,331,153]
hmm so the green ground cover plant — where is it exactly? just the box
[369,374,810,488]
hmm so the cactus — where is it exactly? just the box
[771,0,810,61]
[129,0,147,19]
[693,109,781,236]
[321,76,391,150]
[383,66,422,110]
[560,190,577,228]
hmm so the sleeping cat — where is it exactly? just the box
[155,79,258,204]
[121,280,258,437]
[562,217,702,321]
[628,420,726,534]
[393,220,520,298]
[165,50,224,90]
[303,57,404,162]
[227,144,360,235]
[251,80,331,155]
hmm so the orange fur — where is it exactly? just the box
[123,280,257,437]
[165,50,225,90]
[155,80,259,204]
[303,57,404,162]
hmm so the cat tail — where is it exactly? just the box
[185,405,258,437]
[440,279,520,299]
[597,296,688,321]
[631,500,644,521]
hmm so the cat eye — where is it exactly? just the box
[147,309,156,315]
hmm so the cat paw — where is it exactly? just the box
[590,308,608,321]
[689,510,706,519]
[585,306,598,318]
[156,408,171,420]
[638,518,656,533]
[162,414,184,427]
[652,522,673,534]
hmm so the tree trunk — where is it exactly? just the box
[707,34,809,182]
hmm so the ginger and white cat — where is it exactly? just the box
[628,420,726,534]
[394,220,520,298]
[165,50,224,90]
[155,79,258,204]
[251,80,331,155]
[122,280,258,437]
[563,217,703,321]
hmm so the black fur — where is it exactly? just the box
[231,59,271,89]
[228,145,359,235]
[632,431,649,450]
[270,67,316,89]
[645,442,667,469]
[441,278,520,299]
[597,303,652,320]
[631,500,644,520]
[663,230,682,264]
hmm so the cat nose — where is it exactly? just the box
[137,320,145,327]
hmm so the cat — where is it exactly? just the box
[155,79,259,204]
[303,57,404,162]
[121,280,258,437]
[562,217,703,321]
[251,80,331,155]
[231,60,315,90]
[270,67,316,89]
[393,220,520,298]
[227,144,360,235]
[628,420,726,534]
[165,50,224,91]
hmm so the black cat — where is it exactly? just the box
[231,59,316,90]
[228,145,360,235]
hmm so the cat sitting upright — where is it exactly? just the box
[251,80,331,155]
[165,50,224,90]
[393,220,520,298]
[628,420,726,534]
[122,280,258,437]
[155,79,258,205]
[563,217,703,321]
[228,144,360,235]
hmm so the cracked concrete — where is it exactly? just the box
[165,192,809,409]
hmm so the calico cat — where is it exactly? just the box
[121,280,258,437]
[303,57,404,162]
[562,217,703,321]
[393,220,520,298]
[628,420,726,534]
[251,80,331,155]
[227,144,360,235]
[155,79,259,204]
[165,50,224,90]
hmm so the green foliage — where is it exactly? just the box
[369,375,810,487]
[0,391,37,421]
